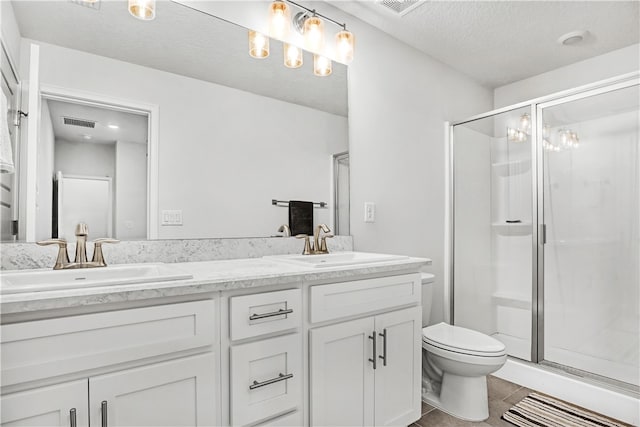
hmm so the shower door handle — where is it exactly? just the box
[540,224,547,245]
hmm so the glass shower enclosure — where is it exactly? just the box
[449,74,639,391]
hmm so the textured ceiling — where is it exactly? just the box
[329,1,640,88]
[11,0,348,116]
[47,100,148,145]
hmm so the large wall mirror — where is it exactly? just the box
[2,0,348,242]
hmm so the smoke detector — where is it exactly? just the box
[376,0,426,17]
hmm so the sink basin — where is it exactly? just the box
[266,251,409,268]
[0,263,193,294]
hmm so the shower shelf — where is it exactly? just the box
[491,221,532,235]
[492,292,530,309]
[492,159,531,177]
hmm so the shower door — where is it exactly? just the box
[538,82,640,388]
[451,106,536,362]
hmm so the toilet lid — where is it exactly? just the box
[422,322,506,355]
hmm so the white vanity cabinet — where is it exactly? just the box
[308,274,422,427]
[0,300,218,427]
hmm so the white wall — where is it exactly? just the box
[54,139,115,178]
[345,15,493,325]
[115,140,146,240]
[495,43,640,107]
[183,1,494,324]
[35,98,54,240]
[0,0,22,66]
[23,39,348,239]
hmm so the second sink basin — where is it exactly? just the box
[266,251,409,268]
[0,263,194,295]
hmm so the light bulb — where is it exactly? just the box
[335,30,355,63]
[128,0,155,20]
[520,113,531,132]
[284,43,303,68]
[249,30,269,59]
[507,127,517,141]
[269,1,290,40]
[313,54,332,77]
[304,16,324,52]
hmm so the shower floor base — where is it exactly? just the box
[492,333,639,387]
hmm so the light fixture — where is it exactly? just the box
[507,127,526,142]
[269,0,290,40]
[107,124,119,130]
[313,54,332,77]
[82,134,92,140]
[335,29,355,64]
[128,0,155,21]
[557,30,589,46]
[284,43,303,68]
[558,128,580,149]
[249,30,270,59]
[304,15,325,52]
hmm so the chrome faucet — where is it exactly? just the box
[37,223,119,270]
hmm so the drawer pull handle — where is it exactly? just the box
[69,408,77,427]
[379,329,387,366]
[101,401,108,427]
[249,308,293,321]
[368,331,377,370]
[249,372,294,390]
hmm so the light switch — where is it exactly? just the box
[364,202,375,223]
[161,210,183,226]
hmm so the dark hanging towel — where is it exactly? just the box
[289,200,314,236]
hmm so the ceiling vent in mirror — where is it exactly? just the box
[63,117,97,128]
[68,0,101,11]
[377,0,426,16]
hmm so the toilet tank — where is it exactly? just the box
[421,273,435,327]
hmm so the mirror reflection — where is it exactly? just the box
[2,0,349,242]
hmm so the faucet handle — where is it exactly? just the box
[277,224,291,237]
[319,234,334,254]
[91,238,120,266]
[295,234,313,255]
[36,239,70,270]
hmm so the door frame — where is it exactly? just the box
[38,84,159,239]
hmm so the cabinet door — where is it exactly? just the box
[374,306,422,426]
[89,353,216,427]
[309,317,375,427]
[1,379,87,427]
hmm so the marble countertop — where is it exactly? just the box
[0,255,430,315]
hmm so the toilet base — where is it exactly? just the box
[422,373,489,422]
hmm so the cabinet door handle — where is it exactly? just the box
[368,331,377,370]
[69,408,77,427]
[101,401,108,427]
[378,329,387,366]
[249,308,293,320]
[249,372,294,390]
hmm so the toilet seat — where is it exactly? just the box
[422,322,506,357]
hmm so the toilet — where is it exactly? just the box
[420,274,507,422]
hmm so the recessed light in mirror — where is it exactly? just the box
[108,124,119,129]
[82,134,92,140]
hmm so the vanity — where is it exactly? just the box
[0,253,429,427]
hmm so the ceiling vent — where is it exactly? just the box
[376,0,426,16]
[63,117,97,128]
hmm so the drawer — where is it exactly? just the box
[310,273,421,323]
[230,334,302,426]
[1,300,215,387]
[230,289,301,341]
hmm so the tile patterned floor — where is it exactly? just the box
[411,376,534,427]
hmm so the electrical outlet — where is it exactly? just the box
[364,202,375,223]
[161,210,183,226]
